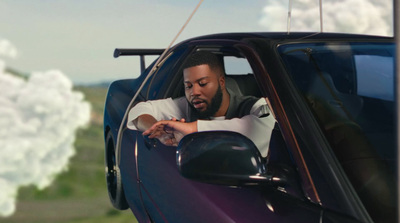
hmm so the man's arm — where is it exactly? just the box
[134,114,158,132]
[134,114,187,146]
[127,97,187,130]
[142,112,275,155]
[145,98,276,156]
[126,97,188,146]
[143,119,197,146]
[135,98,276,156]
[196,98,276,157]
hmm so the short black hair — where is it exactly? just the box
[182,51,224,76]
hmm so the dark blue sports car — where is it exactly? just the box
[104,32,397,223]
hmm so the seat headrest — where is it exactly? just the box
[307,72,363,120]
[225,74,261,97]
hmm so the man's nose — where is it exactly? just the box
[191,84,201,96]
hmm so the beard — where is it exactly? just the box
[192,85,223,119]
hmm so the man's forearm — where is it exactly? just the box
[135,114,158,131]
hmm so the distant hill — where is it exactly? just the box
[5,67,29,79]
[5,65,113,88]
[76,81,112,88]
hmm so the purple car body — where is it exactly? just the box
[104,32,397,223]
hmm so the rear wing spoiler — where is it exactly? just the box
[113,48,165,73]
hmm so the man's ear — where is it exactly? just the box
[219,75,225,89]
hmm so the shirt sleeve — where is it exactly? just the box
[197,98,276,157]
[127,97,187,130]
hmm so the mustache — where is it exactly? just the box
[190,97,208,105]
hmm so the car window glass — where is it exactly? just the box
[222,55,262,97]
[224,56,253,75]
[147,49,185,100]
[355,54,394,101]
[279,42,396,222]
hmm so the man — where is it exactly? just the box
[127,51,276,157]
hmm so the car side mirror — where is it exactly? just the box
[176,131,285,186]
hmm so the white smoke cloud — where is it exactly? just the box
[259,0,393,36]
[0,43,91,216]
[0,38,18,59]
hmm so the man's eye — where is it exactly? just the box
[199,82,208,87]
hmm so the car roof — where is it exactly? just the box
[175,32,393,47]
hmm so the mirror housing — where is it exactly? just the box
[176,131,275,186]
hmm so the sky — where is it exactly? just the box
[0,0,395,217]
[0,0,394,84]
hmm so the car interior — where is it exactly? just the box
[163,48,303,197]
[167,49,262,99]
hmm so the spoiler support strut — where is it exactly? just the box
[113,48,164,73]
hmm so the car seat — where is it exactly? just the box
[306,72,396,221]
[306,72,363,121]
[225,74,261,97]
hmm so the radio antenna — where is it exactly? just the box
[287,0,293,34]
[319,0,323,32]
[114,0,204,166]
[288,0,323,34]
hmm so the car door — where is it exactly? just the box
[133,46,197,222]
[132,41,355,223]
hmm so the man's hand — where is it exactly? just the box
[143,119,197,146]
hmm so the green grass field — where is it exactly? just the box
[0,86,137,223]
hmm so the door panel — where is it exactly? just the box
[136,133,325,223]
[119,131,150,222]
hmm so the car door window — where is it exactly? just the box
[279,42,396,223]
[224,56,253,74]
[164,47,263,99]
[146,48,186,100]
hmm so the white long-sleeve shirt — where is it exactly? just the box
[127,97,276,157]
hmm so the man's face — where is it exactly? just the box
[183,64,224,118]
